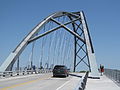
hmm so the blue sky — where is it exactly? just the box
[0,0,120,69]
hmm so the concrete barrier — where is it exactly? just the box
[75,72,89,90]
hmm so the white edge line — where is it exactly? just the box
[56,79,71,90]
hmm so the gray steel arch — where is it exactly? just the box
[0,11,99,77]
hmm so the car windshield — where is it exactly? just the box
[54,66,66,69]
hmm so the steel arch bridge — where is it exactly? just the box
[0,11,99,77]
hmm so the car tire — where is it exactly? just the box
[53,74,55,77]
[65,74,67,77]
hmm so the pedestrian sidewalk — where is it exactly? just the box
[86,75,120,90]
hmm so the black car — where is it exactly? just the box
[53,65,69,77]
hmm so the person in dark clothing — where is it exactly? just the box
[100,64,104,76]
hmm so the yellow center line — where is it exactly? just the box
[0,76,51,90]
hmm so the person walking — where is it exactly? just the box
[100,64,104,76]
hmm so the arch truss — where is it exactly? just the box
[0,11,99,77]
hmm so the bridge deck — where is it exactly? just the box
[86,75,120,90]
[0,73,120,90]
[0,73,81,90]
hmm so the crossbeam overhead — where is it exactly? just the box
[50,18,86,44]
[28,17,81,43]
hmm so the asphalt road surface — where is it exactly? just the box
[0,73,81,90]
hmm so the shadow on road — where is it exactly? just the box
[51,76,68,78]
[69,73,82,78]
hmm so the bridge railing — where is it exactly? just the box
[75,71,89,90]
[104,69,120,85]
[0,68,52,78]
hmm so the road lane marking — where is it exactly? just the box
[56,79,71,90]
[0,76,51,90]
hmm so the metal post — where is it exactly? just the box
[17,57,19,75]
[31,41,35,69]
[73,37,77,72]
[17,57,19,71]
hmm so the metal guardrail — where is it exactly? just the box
[0,69,52,78]
[75,71,89,90]
[104,69,120,85]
